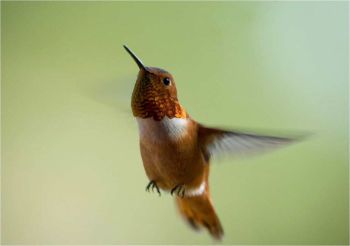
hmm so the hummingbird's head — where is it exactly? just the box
[124,45,187,121]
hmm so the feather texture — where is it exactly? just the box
[198,124,297,160]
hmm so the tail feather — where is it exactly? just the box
[176,193,224,240]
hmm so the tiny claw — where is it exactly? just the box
[145,182,152,192]
[171,185,180,196]
[155,185,161,196]
[145,180,161,196]
[171,184,185,197]
[181,187,185,198]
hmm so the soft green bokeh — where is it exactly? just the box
[1,1,348,244]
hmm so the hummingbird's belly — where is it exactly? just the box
[140,141,205,191]
[136,117,205,191]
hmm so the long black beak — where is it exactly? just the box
[123,45,145,70]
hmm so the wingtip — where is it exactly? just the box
[290,131,315,142]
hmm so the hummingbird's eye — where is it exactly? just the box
[162,77,171,86]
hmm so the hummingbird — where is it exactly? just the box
[124,45,298,240]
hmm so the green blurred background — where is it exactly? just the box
[1,1,348,245]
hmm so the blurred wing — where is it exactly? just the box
[198,124,298,161]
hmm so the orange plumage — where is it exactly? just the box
[124,45,298,240]
[131,68,187,120]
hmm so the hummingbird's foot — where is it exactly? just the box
[170,184,186,198]
[145,180,161,196]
